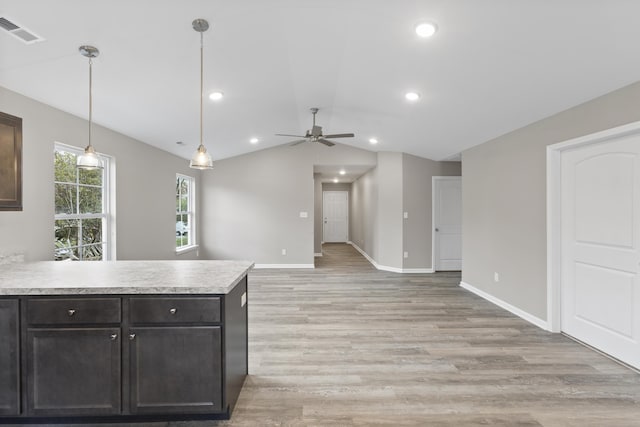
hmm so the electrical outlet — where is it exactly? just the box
[404,251,409,258]
[281,249,286,255]
[494,272,500,282]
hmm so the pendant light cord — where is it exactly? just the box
[89,57,93,149]
[200,30,204,149]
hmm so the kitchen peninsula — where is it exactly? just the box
[0,260,252,423]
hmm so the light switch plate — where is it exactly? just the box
[300,211,308,218]
[403,212,408,219]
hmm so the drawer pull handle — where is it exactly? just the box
[67,309,76,317]
[169,308,177,315]
[129,333,136,340]
[110,334,118,341]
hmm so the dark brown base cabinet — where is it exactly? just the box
[0,276,248,424]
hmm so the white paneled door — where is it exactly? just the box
[561,135,640,369]
[433,177,462,271]
[323,191,349,243]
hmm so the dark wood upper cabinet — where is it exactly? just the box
[0,112,22,211]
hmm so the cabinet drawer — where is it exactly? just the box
[27,298,121,325]
[130,297,221,324]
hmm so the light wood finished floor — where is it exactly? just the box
[178,243,639,427]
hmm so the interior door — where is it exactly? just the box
[323,191,349,243]
[561,134,640,369]
[434,177,462,271]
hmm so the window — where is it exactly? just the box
[54,143,112,261]
[176,174,196,250]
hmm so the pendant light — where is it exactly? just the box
[77,45,103,170]
[190,18,214,169]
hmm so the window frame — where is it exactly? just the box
[176,173,197,254]
[54,142,114,261]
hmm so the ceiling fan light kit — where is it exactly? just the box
[189,18,214,170]
[275,107,355,147]
[76,45,103,170]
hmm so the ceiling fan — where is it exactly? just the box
[276,107,355,147]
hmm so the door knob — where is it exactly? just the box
[110,334,118,341]
[129,333,136,340]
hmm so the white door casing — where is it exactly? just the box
[433,177,462,271]
[323,191,349,243]
[558,131,640,369]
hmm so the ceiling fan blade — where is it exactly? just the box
[289,139,308,146]
[318,138,336,147]
[276,133,306,138]
[323,133,354,138]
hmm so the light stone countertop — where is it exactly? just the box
[0,260,254,295]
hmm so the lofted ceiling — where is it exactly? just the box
[2,1,640,163]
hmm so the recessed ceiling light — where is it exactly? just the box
[339,169,346,175]
[415,22,437,38]
[333,178,339,183]
[405,92,420,101]
[209,91,224,101]
[369,138,379,144]
[250,137,259,144]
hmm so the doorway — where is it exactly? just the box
[432,177,462,271]
[548,122,640,369]
[323,191,349,243]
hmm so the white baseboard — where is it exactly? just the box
[253,264,315,269]
[459,281,550,331]
[348,242,434,274]
[314,253,323,257]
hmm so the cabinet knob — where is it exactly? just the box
[129,333,136,340]
[67,309,76,317]
[110,334,118,341]
[169,308,177,315]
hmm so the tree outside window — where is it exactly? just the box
[176,174,195,249]
[54,144,111,260]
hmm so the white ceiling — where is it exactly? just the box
[3,1,640,163]
[314,165,375,183]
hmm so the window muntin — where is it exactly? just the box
[176,174,195,250]
[54,144,111,261]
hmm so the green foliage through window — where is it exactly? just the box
[54,145,109,261]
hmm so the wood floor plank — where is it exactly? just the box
[172,243,640,426]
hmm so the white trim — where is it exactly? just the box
[348,242,434,274]
[253,264,315,269]
[175,244,199,256]
[460,281,550,331]
[314,253,323,257]
[546,119,640,333]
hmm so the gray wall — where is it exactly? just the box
[376,152,404,268]
[350,152,460,271]
[0,86,200,261]
[351,166,378,260]
[402,154,461,269]
[313,174,322,254]
[462,80,640,321]
[200,143,376,265]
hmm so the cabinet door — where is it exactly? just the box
[26,328,121,416]
[129,326,222,414]
[0,300,19,415]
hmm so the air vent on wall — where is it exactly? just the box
[0,16,44,44]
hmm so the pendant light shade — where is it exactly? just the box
[77,45,103,170]
[189,18,214,170]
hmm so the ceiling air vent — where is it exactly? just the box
[0,16,44,44]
